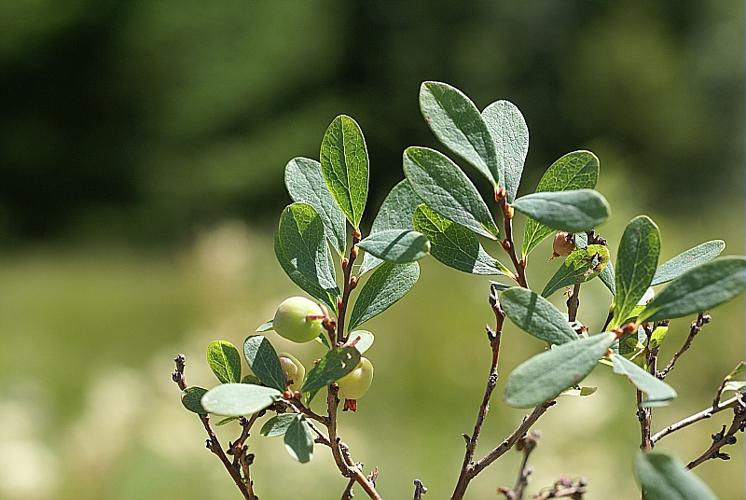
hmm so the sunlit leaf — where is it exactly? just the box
[201,383,281,417]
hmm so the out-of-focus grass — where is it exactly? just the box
[0,180,743,499]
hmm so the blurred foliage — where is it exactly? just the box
[0,1,744,499]
[0,0,743,242]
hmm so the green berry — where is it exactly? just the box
[337,357,374,400]
[279,352,305,391]
[273,297,324,343]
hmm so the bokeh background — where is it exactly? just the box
[1,1,744,499]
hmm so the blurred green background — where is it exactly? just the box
[0,1,743,499]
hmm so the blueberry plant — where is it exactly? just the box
[172,82,746,499]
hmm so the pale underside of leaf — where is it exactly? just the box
[611,353,676,407]
[482,100,528,202]
[512,189,610,233]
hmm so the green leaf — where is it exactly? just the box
[481,100,528,201]
[314,333,331,349]
[348,330,374,354]
[611,353,677,407]
[599,260,616,295]
[200,383,281,417]
[500,287,578,345]
[512,189,610,233]
[504,332,615,408]
[301,347,361,394]
[542,245,610,297]
[181,387,208,415]
[284,415,314,463]
[275,203,339,310]
[639,256,746,323]
[320,115,369,228]
[522,151,599,257]
[215,416,240,426]
[260,414,296,437]
[285,157,347,255]
[419,81,498,185]
[360,180,422,274]
[241,374,262,385]
[256,319,273,332]
[358,229,430,264]
[243,336,286,392]
[612,216,661,328]
[403,146,498,239]
[635,452,716,500]
[348,261,420,330]
[651,240,726,286]
[207,340,242,383]
[413,204,511,276]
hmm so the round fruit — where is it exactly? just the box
[279,352,305,391]
[273,296,324,343]
[337,357,374,400]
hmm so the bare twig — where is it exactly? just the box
[498,431,540,500]
[496,189,528,288]
[533,476,588,499]
[336,228,361,344]
[341,478,356,500]
[658,313,710,379]
[413,479,428,499]
[172,355,255,500]
[687,394,746,469]
[566,283,581,323]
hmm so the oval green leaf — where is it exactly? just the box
[181,386,208,415]
[360,180,421,274]
[200,383,281,417]
[285,157,347,255]
[358,229,430,264]
[320,115,369,228]
[284,415,314,463]
[639,256,746,323]
[542,245,610,297]
[611,353,677,407]
[419,81,498,185]
[301,347,361,394]
[512,189,609,233]
[274,203,339,310]
[504,332,615,408]
[612,216,661,327]
[403,146,498,239]
[243,336,286,391]
[501,287,578,345]
[207,340,242,384]
[413,204,511,276]
[348,261,420,330]
[482,100,528,202]
[260,413,296,438]
[651,240,726,286]
[635,452,716,500]
[522,151,599,257]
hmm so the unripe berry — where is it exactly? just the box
[279,352,305,391]
[552,232,575,258]
[273,296,325,343]
[337,357,374,400]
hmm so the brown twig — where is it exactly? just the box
[341,478,356,500]
[658,313,710,379]
[171,355,255,500]
[533,476,588,499]
[413,479,428,499]
[496,189,528,288]
[652,394,741,443]
[636,340,657,452]
[687,394,746,469]
[336,228,361,344]
[498,430,540,500]
[566,283,581,323]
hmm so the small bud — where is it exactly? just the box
[350,246,359,259]
[504,204,515,219]
[494,186,507,202]
[552,232,575,258]
[343,399,358,412]
[501,239,512,251]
